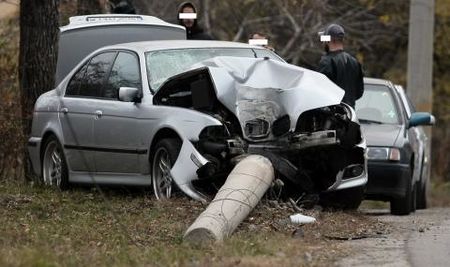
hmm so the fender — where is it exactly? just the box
[154,107,223,141]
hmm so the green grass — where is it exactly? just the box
[1,181,369,267]
[0,180,392,267]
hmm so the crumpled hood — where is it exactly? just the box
[190,56,345,138]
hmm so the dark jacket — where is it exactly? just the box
[318,50,364,107]
[177,1,214,40]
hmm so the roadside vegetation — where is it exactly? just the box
[430,182,450,207]
[0,180,389,267]
[0,1,449,266]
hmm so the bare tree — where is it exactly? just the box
[132,0,178,19]
[77,0,102,15]
[19,0,60,180]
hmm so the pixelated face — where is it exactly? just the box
[181,6,195,28]
[252,33,266,40]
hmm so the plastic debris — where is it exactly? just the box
[289,213,316,224]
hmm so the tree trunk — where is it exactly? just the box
[77,0,102,15]
[19,0,60,180]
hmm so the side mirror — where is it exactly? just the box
[119,87,141,102]
[409,112,435,128]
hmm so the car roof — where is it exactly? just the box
[363,77,392,86]
[60,14,185,33]
[102,40,267,53]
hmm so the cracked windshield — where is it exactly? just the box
[146,48,279,91]
[356,84,400,124]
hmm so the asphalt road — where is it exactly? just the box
[338,207,450,267]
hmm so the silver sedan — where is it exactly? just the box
[28,40,367,207]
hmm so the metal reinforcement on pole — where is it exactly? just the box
[184,155,274,243]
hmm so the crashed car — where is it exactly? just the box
[27,40,367,208]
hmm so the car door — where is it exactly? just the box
[60,51,117,172]
[93,51,144,173]
[396,87,422,182]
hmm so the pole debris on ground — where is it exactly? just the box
[184,155,274,244]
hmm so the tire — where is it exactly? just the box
[41,136,69,190]
[390,177,412,215]
[416,181,428,209]
[410,182,417,213]
[151,138,181,200]
[416,157,428,209]
[319,185,365,210]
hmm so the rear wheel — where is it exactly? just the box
[151,138,181,200]
[41,136,69,190]
[410,182,417,213]
[416,181,428,209]
[416,157,428,209]
[390,177,412,215]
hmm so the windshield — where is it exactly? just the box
[355,84,401,124]
[145,48,282,91]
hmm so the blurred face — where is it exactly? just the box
[181,6,195,28]
[252,33,266,39]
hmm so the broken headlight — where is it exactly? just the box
[272,115,290,137]
[244,118,270,139]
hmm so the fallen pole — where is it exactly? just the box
[184,155,274,243]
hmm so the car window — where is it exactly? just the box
[103,52,141,99]
[355,84,401,124]
[145,48,282,91]
[78,52,116,98]
[66,62,88,96]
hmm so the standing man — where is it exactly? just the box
[177,1,214,40]
[317,24,364,108]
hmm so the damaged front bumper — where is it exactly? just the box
[170,138,210,203]
[170,127,367,202]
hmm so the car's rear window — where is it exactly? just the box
[356,84,401,124]
[145,48,282,91]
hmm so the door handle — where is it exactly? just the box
[60,107,69,114]
[95,110,103,118]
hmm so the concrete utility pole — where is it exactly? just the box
[407,0,435,184]
[407,0,435,112]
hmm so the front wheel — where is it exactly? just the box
[390,177,412,215]
[41,136,69,190]
[151,138,181,200]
